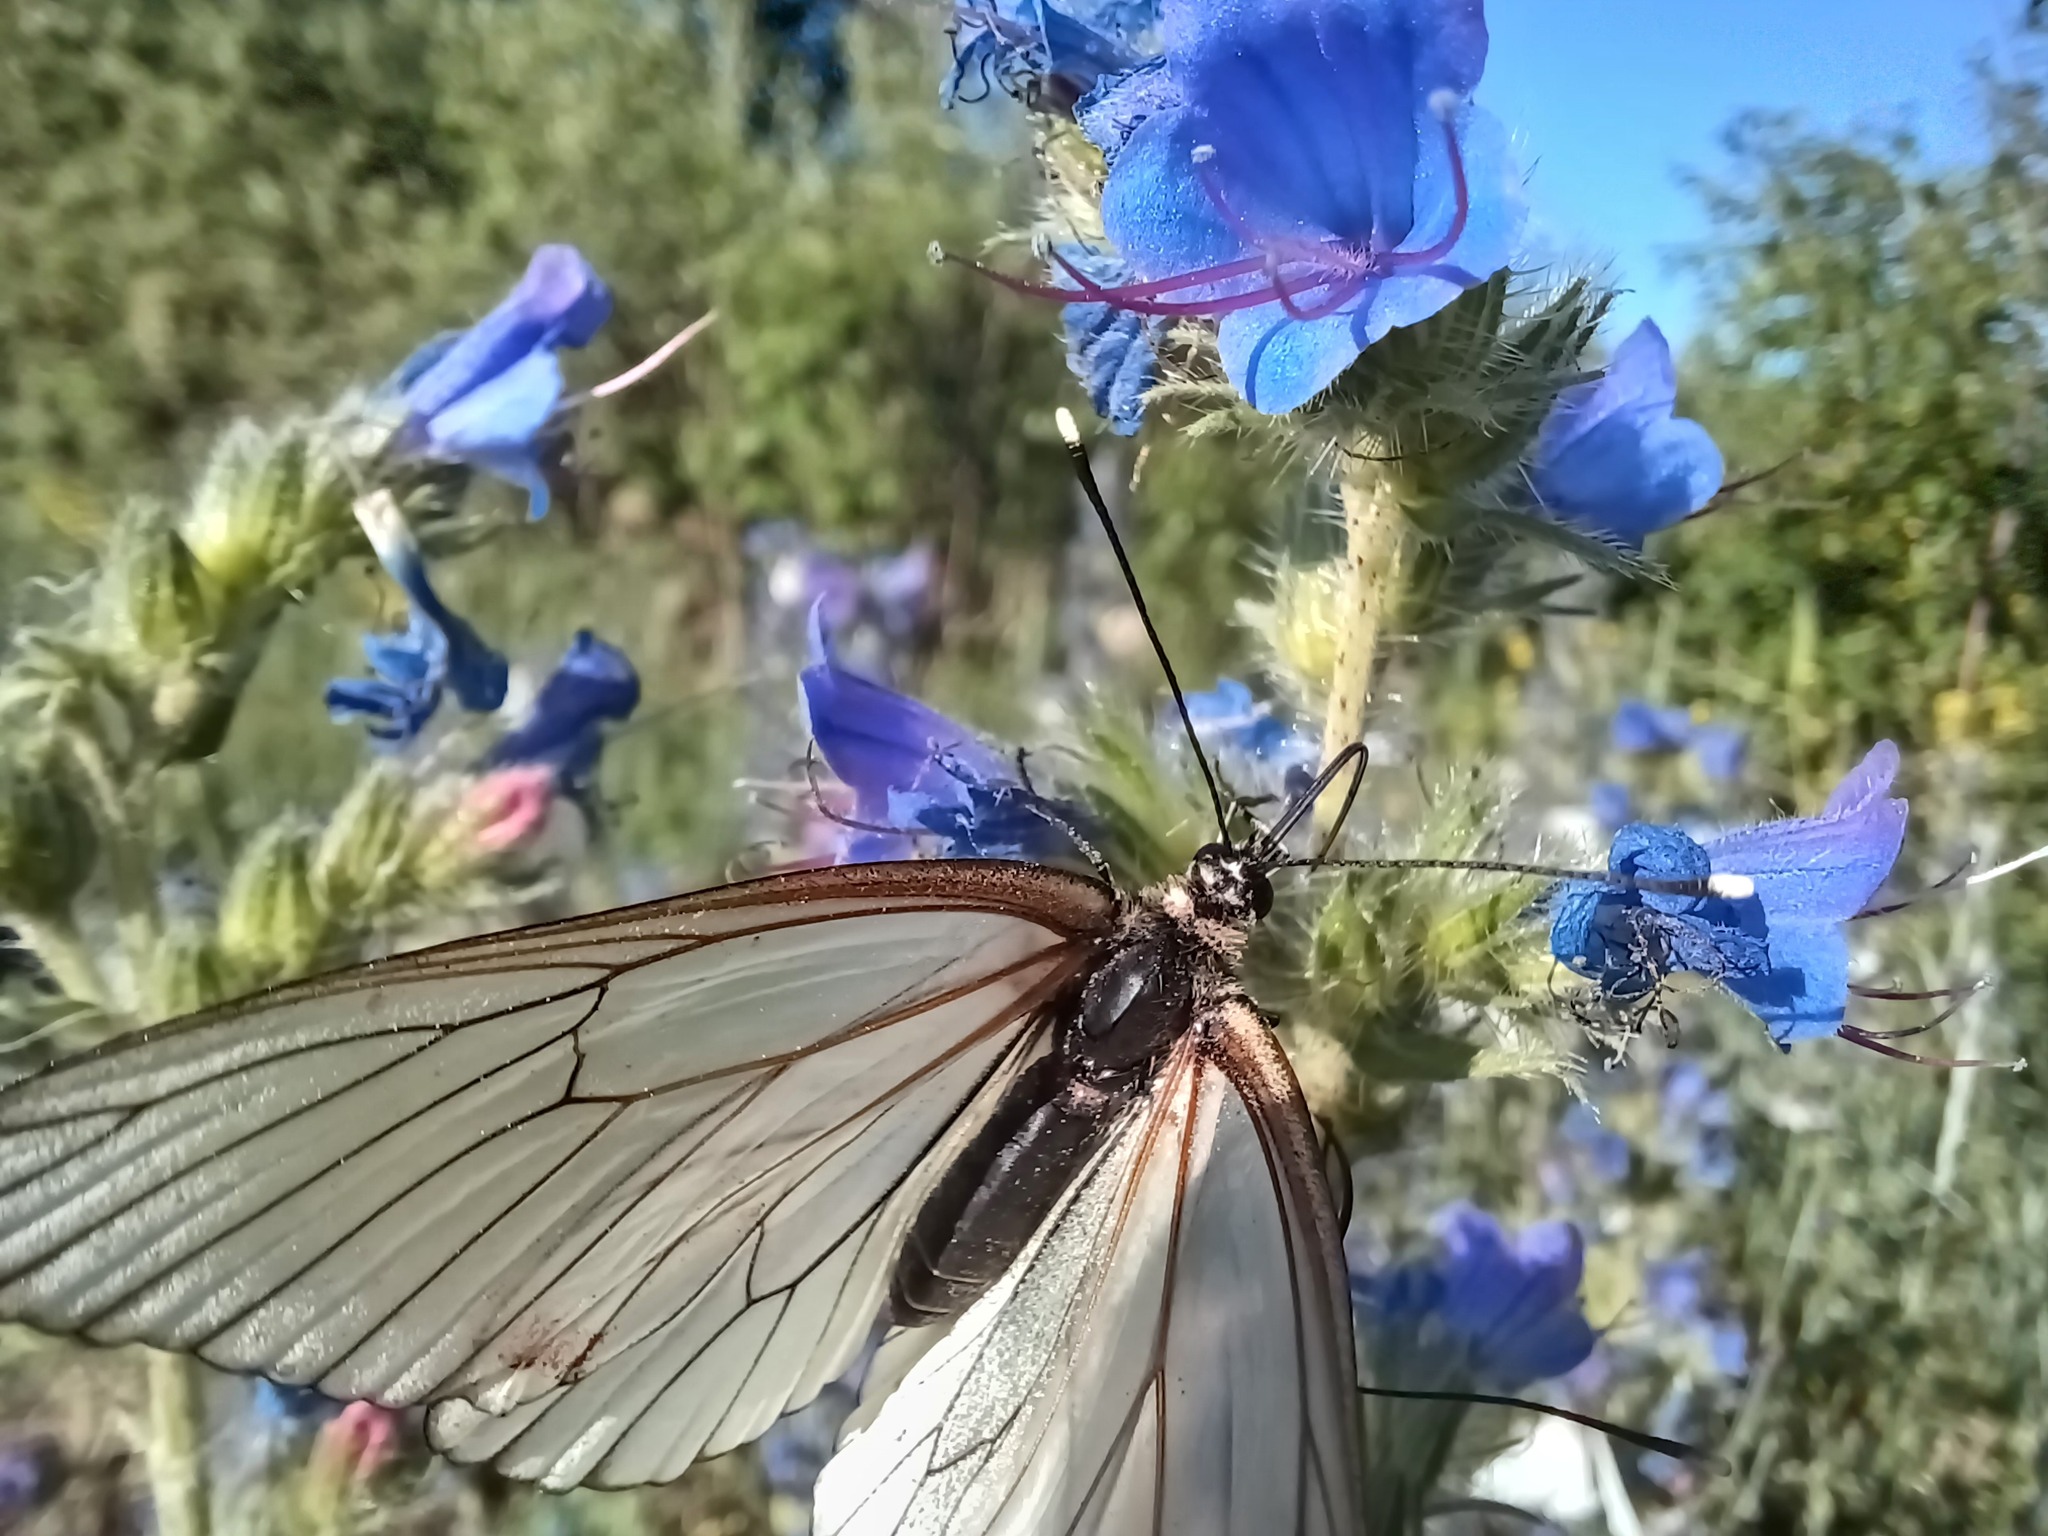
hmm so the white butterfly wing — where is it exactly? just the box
[0,861,1113,1491]
[814,998,1363,1536]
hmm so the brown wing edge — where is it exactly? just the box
[1205,1000,1366,1535]
[0,859,1119,1076]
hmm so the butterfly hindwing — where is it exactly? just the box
[814,997,1363,1536]
[0,861,1113,1491]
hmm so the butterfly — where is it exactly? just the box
[0,416,1694,1535]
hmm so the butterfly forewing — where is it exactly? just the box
[814,998,1363,1536]
[0,861,1114,1491]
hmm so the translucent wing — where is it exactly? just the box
[814,997,1363,1536]
[0,861,1113,1491]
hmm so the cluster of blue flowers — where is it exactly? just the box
[948,0,1728,539]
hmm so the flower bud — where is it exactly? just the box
[144,920,236,1021]
[182,421,357,596]
[219,818,328,983]
[107,514,222,663]
[1237,558,1343,705]
[313,765,422,921]
[0,757,97,917]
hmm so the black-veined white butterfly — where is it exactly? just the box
[0,416,1695,1534]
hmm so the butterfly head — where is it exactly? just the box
[1187,842,1275,926]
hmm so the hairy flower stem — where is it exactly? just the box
[1319,452,1408,805]
[147,1352,211,1536]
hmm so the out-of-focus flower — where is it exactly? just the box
[799,611,1076,862]
[1609,698,1748,783]
[944,0,1152,111]
[389,246,613,520]
[1529,320,1724,548]
[1657,1059,1737,1190]
[1062,0,1521,414]
[1588,778,1632,831]
[1551,743,1907,1046]
[1610,699,1694,755]
[325,494,508,746]
[0,1436,64,1524]
[751,525,941,643]
[485,632,641,794]
[465,764,562,855]
[312,1403,399,1486]
[1353,1203,1597,1391]
[1167,678,1316,802]
[1642,1250,1749,1379]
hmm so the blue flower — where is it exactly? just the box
[1057,244,1164,435]
[1353,1203,1597,1391]
[1168,678,1317,801]
[485,632,641,793]
[391,245,613,521]
[1551,742,1909,1046]
[1610,698,1748,783]
[325,497,508,747]
[1588,778,1632,830]
[799,611,1077,862]
[1063,0,1522,414]
[944,0,1153,111]
[1610,699,1695,755]
[1642,1250,1748,1379]
[1657,1059,1737,1190]
[1529,320,1724,547]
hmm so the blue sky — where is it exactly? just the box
[1481,0,2027,338]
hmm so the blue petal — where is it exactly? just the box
[1209,106,1520,414]
[324,676,438,747]
[1701,744,1906,925]
[1058,245,1163,434]
[1610,698,1693,754]
[1724,921,1852,1044]
[487,631,640,781]
[1531,319,1725,547]
[421,351,566,460]
[1588,779,1632,828]
[1691,723,1748,783]
[402,246,611,420]
[799,612,1011,825]
[1608,821,1711,915]
[1216,302,1371,415]
[1099,100,1244,278]
[1077,56,1182,161]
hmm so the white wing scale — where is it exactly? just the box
[815,999,1363,1536]
[0,863,1111,1490]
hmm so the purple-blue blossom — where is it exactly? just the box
[1610,698,1748,783]
[390,245,613,521]
[1529,320,1724,548]
[1352,1203,1597,1391]
[1048,0,1522,414]
[799,611,1077,862]
[1551,742,1908,1047]
[1169,678,1317,801]
[485,632,641,794]
[324,496,508,747]
[1658,1059,1737,1190]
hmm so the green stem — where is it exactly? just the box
[1319,453,1409,785]
[12,912,109,1011]
[147,1351,211,1536]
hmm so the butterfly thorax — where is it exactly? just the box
[887,845,1269,1327]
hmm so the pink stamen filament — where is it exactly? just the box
[949,110,1473,327]
[1838,1026,2023,1071]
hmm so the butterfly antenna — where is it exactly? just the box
[1355,1384,1725,1472]
[1283,855,1758,904]
[1057,408,1233,846]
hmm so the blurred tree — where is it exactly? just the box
[1649,72,2048,803]
[0,0,1083,568]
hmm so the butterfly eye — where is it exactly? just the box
[1192,842,1233,867]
